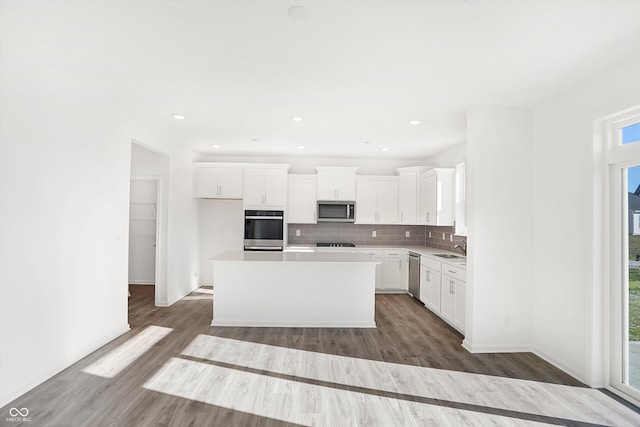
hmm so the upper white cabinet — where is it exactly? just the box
[193,163,243,199]
[396,167,429,225]
[455,163,467,236]
[315,167,357,201]
[355,176,398,224]
[243,166,289,207]
[287,174,317,224]
[419,168,455,226]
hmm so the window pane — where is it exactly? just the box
[627,166,640,391]
[622,122,640,145]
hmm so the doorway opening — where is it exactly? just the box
[608,111,640,405]
[128,142,169,317]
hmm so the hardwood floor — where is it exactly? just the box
[2,285,640,426]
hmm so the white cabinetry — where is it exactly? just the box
[382,249,405,290]
[315,167,357,201]
[243,166,288,207]
[419,257,442,313]
[193,164,243,199]
[396,167,429,225]
[419,168,455,225]
[455,163,467,236]
[440,264,466,334]
[287,175,317,224]
[355,177,399,224]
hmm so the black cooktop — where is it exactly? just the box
[316,242,356,247]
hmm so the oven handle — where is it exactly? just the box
[245,216,284,220]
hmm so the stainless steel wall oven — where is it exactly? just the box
[244,210,284,251]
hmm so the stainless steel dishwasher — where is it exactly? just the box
[408,251,421,300]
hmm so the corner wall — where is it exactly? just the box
[463,107,533,353]
[531,58,640,386]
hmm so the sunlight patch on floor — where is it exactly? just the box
[143,356,551,426]
[83,325,172,378]
[169,334,640,426]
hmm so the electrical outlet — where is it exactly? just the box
[295,229,300,237]
[442,233,446,240]
[428,231,432,238]
[372,230,377,237]
[405,231,410,238]
[450,234,453,242]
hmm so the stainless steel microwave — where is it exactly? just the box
[317,201,355,223]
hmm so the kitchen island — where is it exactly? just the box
[209,251,379,327]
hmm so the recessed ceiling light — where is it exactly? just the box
[297,145,305,150]
[251,138,258,142]
[172,114,186,120]
[363,141,371,144]
[291,116,304,122]
[381,147,389,152]
[409,119,421,125]
[210,144,220,149]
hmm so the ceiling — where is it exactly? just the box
[8,0,640,160]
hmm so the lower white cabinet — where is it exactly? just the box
[356,248,406,292]
[440,264,466,334]
[419,265,441,313]
[419,256,466,335]
[382,249,405,290]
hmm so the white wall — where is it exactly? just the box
[463,107,533,353]
[424,142,467,167]
[0,24,132,410]
[165,148,200,304]
[532,58,640,386]
[198,200,244,285]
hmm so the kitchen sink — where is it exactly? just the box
[433,253,464,259]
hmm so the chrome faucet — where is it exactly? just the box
[453,240,467,256]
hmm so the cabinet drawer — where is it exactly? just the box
[421,256,441,271]
[358,249,383,258]
[384,249,403,258]
[442,264,466,281]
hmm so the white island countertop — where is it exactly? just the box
[209,250,380,263]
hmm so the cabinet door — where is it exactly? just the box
[195,167,242,199]
[243,168,265,205]
[453,280,466,333]
[335,174,356,200]
[195,168,220,198]
[440,276,456,323]
[355,180,378,223]
[383,257,402,289]
[263,169,286,206]
[398,172,418,224]
[377,180,399,223]
[288,177,317,224]
[455,163,467,236]
[316,174,339,200]
[218,167,243,198]
[424,268,442,313]
[419,172,437,225]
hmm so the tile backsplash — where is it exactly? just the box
[288,223,466,252]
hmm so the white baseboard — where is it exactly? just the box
[128,280,155,285]
[0,324,130,408]
[164,284,200,307]
[211,320,377,328]
[461,340,532,354]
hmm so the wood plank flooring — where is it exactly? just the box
[2,285,640,426]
